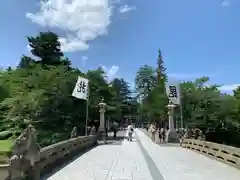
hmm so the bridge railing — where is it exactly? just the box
[182,138,240,169]
[37,135,97,174]
[0,125,98,180]
[141,128,240,169]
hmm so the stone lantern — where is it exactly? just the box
[98,97,107,142]
[166,100,179,143]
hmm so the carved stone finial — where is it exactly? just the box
[9,124,40,179]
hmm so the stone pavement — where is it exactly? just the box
[44,131,153,180]
[136,129,240,180]
[44,129,240,180]
[105,133,153,180]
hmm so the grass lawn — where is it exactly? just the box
[0,139,14,154]
[0,139,14,164]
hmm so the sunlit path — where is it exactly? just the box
[136,129,240,180]
[44,131,153,180]
[41,129,240,180]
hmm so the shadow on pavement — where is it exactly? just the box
[98,130,126,146]
[41,145,96,180]
[42,131,127,179]
[135,133,165,180]
[156,142,180,147]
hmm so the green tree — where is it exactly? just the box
[156,49,167,85]
[2,30,240,148]
[111,78,132,117]
[27,31,64,65]
[18,56,36,69]
[135,65,156,97]
[136,50,168,124]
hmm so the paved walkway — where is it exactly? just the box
[45,129,240,180]
[136,129,240,180]
[45,132,153,180]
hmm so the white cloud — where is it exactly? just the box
[220,0,231,7]
[81,56,88,64]
[26,0,113,52]
[27,44,32,52]
[59,38,89,52]
[218,84,240,92]
[119,4,136,14]
[101,65,119,82]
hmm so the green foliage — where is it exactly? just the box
[0,139,13,153]
[27,31,64,65]
[135,65,156,96]
[0,131,12,140]
[2,30,240,149]
[156,49,167,84]
[136,50,240,146]
[18,56,36,69]
[136,51,168,123]
[0,31,138,148]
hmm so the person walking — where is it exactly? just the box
[112,122,118,139]
[159,127,164,143]
[149,123,156,142]
[162,128,167,143]
[127,123,134,141]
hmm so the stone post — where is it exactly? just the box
[98,98,107,142]
[166,101,179,143]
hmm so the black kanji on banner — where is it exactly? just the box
[77,81,86,93]
[169,85,178,98]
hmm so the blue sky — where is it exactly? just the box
[0,0,239,92]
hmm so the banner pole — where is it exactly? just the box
[179,87,183,128]
[85,86,89,136]
[180,101,183,128]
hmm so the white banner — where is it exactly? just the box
[72,76,89,100]
[165,81,180,105]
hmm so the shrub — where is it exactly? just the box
[0,131,12,140]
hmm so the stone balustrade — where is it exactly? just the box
[142,128,240,169]
[37,135,97,175]
[181,138,240,169]
[0,125,98,180]
[0,164,9,180]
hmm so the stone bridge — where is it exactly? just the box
[1,127,240,180]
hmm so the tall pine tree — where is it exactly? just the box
[156,49,167,92]
[27,31,64,65]
[148,49,168,124]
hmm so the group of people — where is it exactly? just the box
[148,123,191,144]
[148,123,167,143]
